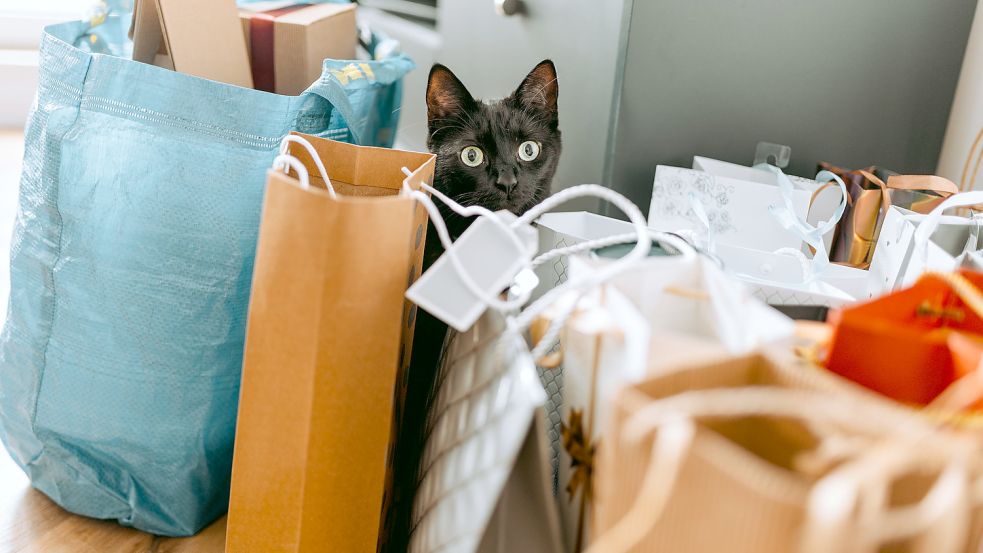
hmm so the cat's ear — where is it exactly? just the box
[513,60,558,120]
[427,64,475,121]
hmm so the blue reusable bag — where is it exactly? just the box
[0,15,412,536]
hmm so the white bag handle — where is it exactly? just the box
[911,190,983,253]
[402,175,656,329]
[277,134,337,198]
[271,155,310,189]
[399,171,537,312]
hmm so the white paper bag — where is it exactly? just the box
[867,191,983,298]
[648,160,821,252]
[576,247,794,353]
[408,311,563,553]
[544,277,650,552]
[692,156,842,251]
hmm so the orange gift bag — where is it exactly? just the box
[825,270,983,405]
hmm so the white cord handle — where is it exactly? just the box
[911,191,983,256]
[271,155,310,190]
[399,168,536,312]
[278,134,337,198]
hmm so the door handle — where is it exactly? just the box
[495,0,524,16]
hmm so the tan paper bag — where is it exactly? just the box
[591,353,983,553]
[225,133,435,552]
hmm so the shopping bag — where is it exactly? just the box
[867,191,983,297]
[0,15,412,536]
[819,163,957,268]
[407,310,564,553]
[407,183,654,553]
[824,270,983,406]
[692,156,843,251]
[580,246,794,356]
[648,163,812,252]
[677,164,861,308]
[534,280,650,551]
[590,354,981,553]
[224,134,434,552]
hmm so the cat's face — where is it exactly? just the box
[426,60,561,228]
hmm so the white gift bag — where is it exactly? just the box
[692,156,842,251]
[648,164,812,251]
[408,311,564,553]
[408,184,655,553]
[867,191,983,298]
[583,247,794,353]
[540,278,651,552]
[713,242,859,308]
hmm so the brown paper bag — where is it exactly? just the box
[591,352,983,553]
[225,133,435,552]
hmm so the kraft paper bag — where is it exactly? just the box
[225,133,435,552]
[590,353,983,553]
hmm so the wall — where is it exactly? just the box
[607,0,979,211]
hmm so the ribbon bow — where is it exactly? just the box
[562,408,596,502]
[761,166,848,283]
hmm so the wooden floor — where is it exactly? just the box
[0,130,226,552]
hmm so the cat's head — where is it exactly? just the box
[426,60,561,223]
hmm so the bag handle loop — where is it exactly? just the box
[911,191,983,259]
[277,134,337,198]
[301,76,363,145]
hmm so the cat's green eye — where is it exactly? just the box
[460,146,484,167]
[518,141,541,162]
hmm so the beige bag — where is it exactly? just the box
[225,133,434,552]
[590,353,983,553]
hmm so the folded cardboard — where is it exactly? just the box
[240,2,357,95]
[131,0,253,88]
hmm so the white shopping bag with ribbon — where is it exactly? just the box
[867,190,983,298]
[692,166,864,308]
[648,145,841,253]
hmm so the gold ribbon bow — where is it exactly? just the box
[562,408,596,502]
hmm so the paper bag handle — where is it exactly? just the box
[279,133,336,197]
[801,443,972,553]
[399,173,536,313]
[887,174,959,196]
[270,155,310,189]
[911,191,983,254]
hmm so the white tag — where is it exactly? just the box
[406,211,536,332]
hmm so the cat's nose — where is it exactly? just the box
[495,169,518,195]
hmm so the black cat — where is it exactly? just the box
[425,59,562,238]
[384,61,562,552]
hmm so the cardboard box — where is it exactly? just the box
[240,2,357,95]
[131,0,253,88]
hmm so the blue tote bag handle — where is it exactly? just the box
[301,74,364,145]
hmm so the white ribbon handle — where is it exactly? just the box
[763,167,848,282]
[911,190,983,261]
[271,154,310,190]
[278,134,336,198]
